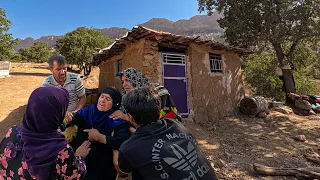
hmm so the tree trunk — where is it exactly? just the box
[78,64,83,72]
[239,96,269,116]
[83,64,92,76]
[272,42,297,104]
[282,69,296,93]
[67,64,72,71]
[83,66,87,76]
[253,163,320,179]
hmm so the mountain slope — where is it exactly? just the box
[14,12,223,50]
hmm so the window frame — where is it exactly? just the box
[209,53,223,73]
[115,59,122,75]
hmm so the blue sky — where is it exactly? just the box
[0,0,203,39]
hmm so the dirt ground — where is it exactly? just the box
[1,63,320,179]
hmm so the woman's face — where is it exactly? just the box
[121,75,134,93]
[97,93,113,111]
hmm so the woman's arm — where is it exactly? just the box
[59,113,87,132]
[84,123,131,149]
[106,123,131,150]
[109,110,130,121]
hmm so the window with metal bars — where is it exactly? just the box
[115,59,122,75]
[209,53,223,73]
[162,53,186,64]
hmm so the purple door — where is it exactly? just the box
[162,52,189,117]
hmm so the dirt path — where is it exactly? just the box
[1,63,320,179]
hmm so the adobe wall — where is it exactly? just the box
[188,43,245,126]
[141,39,162,84]
[98,39,146,91]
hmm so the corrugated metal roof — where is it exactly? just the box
[93,26,252,65]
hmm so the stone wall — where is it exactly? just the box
[141,39,162,84]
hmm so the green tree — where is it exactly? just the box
[19,42,53,63]
[56,27,112,76]
[0,8,18,60]
[7,50,21,62]
[19,47,31,60]
[243,43,319,101]
[198,0,320,99]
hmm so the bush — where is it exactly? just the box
[243,52,285,101]
[294,72,318,95]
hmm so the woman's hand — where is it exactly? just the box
[113,150,128,178]
[129,127,136,134]
[109,110,128,120]
[63,112,73,124]
[83,128,107,144]
[75,141,91,158]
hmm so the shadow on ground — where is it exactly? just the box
[186,111,320,179]
[10,72,51,77]
[0,105,26,139]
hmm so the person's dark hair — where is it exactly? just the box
[48,54,67,68]
[100,87,122,108]
[123,87,161,125]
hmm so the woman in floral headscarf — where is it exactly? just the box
[109,68,181,121]
[0,87,90,180]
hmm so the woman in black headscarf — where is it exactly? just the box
[61,87,131,180]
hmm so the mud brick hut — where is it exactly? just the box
[93,26,251,125]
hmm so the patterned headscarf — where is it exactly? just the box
[118,68,181,121]
[118,68,150,94]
